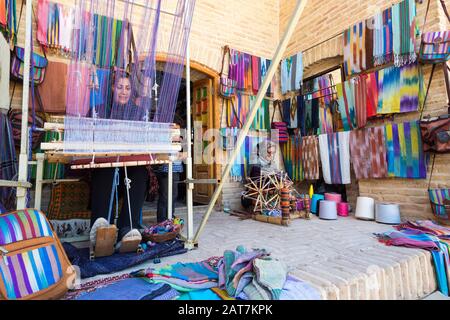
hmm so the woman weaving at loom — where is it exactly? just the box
[89,71,148,254]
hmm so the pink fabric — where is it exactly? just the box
[37,0,49,46]
[66,62,90,116]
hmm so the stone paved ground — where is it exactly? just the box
[81,210,438,300]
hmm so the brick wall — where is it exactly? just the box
[280,0,450,220]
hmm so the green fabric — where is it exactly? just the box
[253,258,287,300]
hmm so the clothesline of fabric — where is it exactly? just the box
[344,0,418,77]
[228,47,277,97]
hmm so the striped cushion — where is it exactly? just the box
[0,210,53,246]
[0,244,63,299]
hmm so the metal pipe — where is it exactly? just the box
[184,2,194,248]
[16,0,33,210]
[193,0,309,244]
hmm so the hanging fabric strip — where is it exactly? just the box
[0,112,18,211]
[281,134,303,182]
[392,0,417,67]
[350,126,388,180]
[301,135,319,180]
[343,21,366,76]
[319,131,351,184]
[319,101,334,134]
[378,64,401,114]
[297,95,306,136]
[0,0,6,27]
[373,7,394,67]
[336,81,357,131]
[354,76,367,128]
[365,73,378,118]
[384,120,426,179]
[37,0,49,47]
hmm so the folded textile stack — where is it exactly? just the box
[217,245,321,300]
[375,220,450,296]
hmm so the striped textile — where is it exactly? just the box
[301,136,319,181]
[343,21,367,76]
[281,134,303,182]
[0,244,63,299]
[319,102,334,134]
[373,7,394,66]
[378,64,401,114]
[319,131,351,184]
[429,189,450,218]
[231,94,270,130]
[392,0,417,67]
[336,81,357,131]
[350,127,388,179]
[365,73,378,118]
[384,120,426,179]
[281,53,303,94]
[399,62,423,113]
[354,76,367,128]
[421,31,450,61]
[0,209,53,246]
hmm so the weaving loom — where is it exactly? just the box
[39,0,195,169]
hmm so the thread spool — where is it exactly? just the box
[311,194,325,214]
[355,196,375,220]
[376,203,401,225]
[304,196,311,213]
[319,200,338,220]
[324,192,342,203]
[337,202,349,217]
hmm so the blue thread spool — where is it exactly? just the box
[311,194,325,214]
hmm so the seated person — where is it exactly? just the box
[89,72,148,254]
[241,139,279,210]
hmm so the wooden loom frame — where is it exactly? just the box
[9,0,309,249]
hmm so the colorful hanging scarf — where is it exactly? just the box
[301,135,319,180]
[354,76,367,128]
[319,101,334,134]
[37,0,49,46]
[343,20,367,76]
[0,112,18,211]
[318,131,351,184]
[281,53,303,94]
[0,0,6,27]
[365,72,378,118]
[373,7,394,66]
[297,95,306,136]
[384,120,426,179]
[392,0,417,67]
[378,62,422,114]
[350,126,388,180]
[281,134,303,182]
[336,81,357,131]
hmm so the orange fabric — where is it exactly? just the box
[0,0,6,26]
[38,60,68,114]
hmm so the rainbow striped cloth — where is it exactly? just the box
[384,120,426,179]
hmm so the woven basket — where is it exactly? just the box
[142,224,183,243]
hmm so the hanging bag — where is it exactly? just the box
[0,209,75,300]
[10,4,48,85]
[427,154,450,224]
[419,63,450,153]
[419,0,450,63]
[271,100,289,143]
[219,45,237,99]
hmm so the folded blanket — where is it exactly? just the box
[146,259,219,282]
[253,258,287,300]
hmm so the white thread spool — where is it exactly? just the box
[319,200,338,220]
[376,203,401,225]
[355,196,375,220]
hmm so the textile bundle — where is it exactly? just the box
[229,48,276,97]
[384,120,426,179]
[281,53,303,94]
[301,135,320,180]
[375,220,450,296]
[350,126,388,179]
[319,131,351,184]
[281,134,303,182]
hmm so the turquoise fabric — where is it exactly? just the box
[178,289,221,300]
